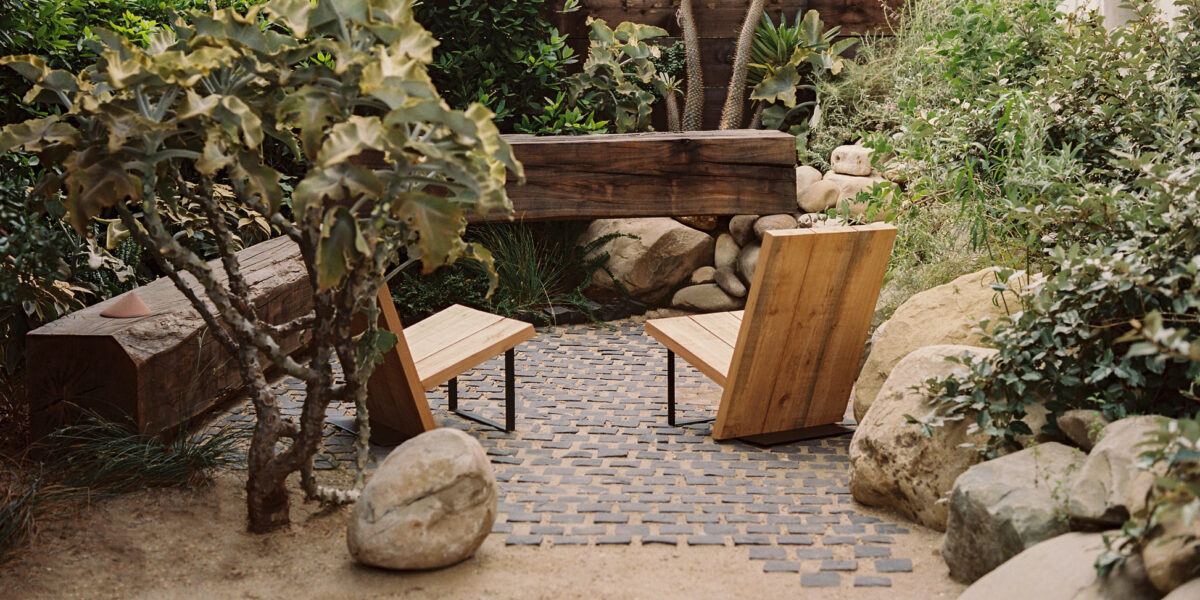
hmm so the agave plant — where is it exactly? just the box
[748,10,857,130]
[0,0,520,532]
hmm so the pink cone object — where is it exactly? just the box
[100,291,152,318]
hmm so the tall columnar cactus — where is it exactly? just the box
[721,0,767,130]
[678,0,704,130]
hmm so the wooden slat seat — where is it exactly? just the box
[405,304,535,389]
[358,292,535,445]
[645,311,743,385]
[645,223,898,442]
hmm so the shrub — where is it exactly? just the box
[913,0,1200,455]
[416,0,580,132]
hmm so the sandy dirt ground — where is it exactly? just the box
[0,470,965,600]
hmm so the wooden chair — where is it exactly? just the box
[645,223,897,442]
[346,287,535,445]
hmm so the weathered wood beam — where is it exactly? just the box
[24,236,312,439]
[486,130,798,222]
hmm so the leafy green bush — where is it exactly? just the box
[416,0,580,132]
[748,10,856,131]
[908,0,1200,454]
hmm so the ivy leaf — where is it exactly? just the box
[277,86,340,160]
[317,116,386,167]
[0,116,79,154]
[230,152,283,214]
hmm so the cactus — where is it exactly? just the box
[678,0,704,130]
[720,0,767,130]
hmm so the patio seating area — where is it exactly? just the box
[209,319,915,589]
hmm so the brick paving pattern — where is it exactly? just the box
[211,319,913,587]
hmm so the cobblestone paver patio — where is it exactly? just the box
[213,319,915,589]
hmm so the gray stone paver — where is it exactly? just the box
[209,319,917,589]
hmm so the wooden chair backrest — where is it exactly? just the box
[361,287,437,443]
[713,223,898,440]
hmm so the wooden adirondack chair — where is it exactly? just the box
[645,223,898,442]
[347,287,535,445]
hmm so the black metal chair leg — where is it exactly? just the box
[665,348,716,428]
[505,348,515,432]
[448,352,516,433]
[668,349,677,426]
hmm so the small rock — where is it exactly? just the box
[797,213,847,228]
[798,180,840,214]
[753,214,798,239]
[737,243,761,285]
[715,267,747,298]
[1057,409,1110,451]
[957,532,1160,600]
[347,429,497,570]
[671,283,744,312]
[795,165,824,207]
[714,233,739,272]
[729,215,758,247]
[1066,416,1168,527]
[831,144,873,176]
[942,442,1087,583]
[676,215,718,231]
[690,266,716,285]
[1142,513,1200,594]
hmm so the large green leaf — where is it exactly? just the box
[276,86,340,160]
[392,191,465,272]
[317,116,386,167]
[63,151,142,234]
[231,152,283,213]
[750,67,801,107]
[315,206,369,291]
[0,116,79,154]
[292,163,384,216]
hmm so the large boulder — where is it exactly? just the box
[1163,577,1200,599]
[958,532,1160,600]
[849,345,997,531]
[853,267,1019,421]
[1142,514,1200,594]
[943,442,1087,583]
[1066,415,1168,527]
[347,428,497,570]
[671,283,743,312]
[581,218,714,303]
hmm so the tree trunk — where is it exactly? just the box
[246,465,291,533]
[679,0,704,131]
[721,0,767,130]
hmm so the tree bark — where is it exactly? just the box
[679,0,704,131]
[246,468,290,533]
[720,0,767,130]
